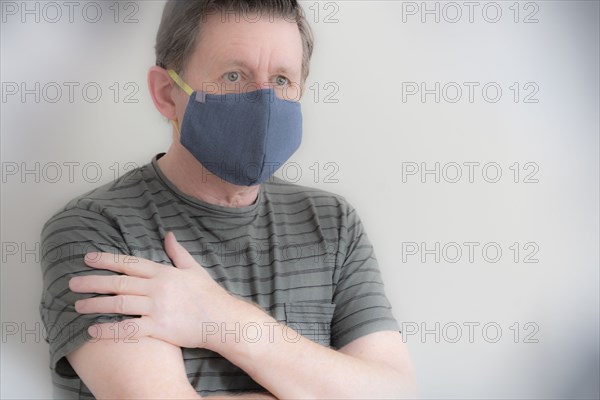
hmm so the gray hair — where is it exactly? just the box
[155,0,314,83]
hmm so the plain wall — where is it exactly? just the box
[1,1,598,398]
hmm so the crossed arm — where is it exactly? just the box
[66,233,417,399]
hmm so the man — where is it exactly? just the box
[39,1,417,398]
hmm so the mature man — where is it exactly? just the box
[39,1,417,398]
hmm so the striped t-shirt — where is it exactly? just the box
[39,153,400,398]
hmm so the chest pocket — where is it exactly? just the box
[284,303,336,347]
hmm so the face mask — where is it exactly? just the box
[167,69,303,186]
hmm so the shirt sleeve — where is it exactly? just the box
[39,204,136,378]
[330,200,400,349]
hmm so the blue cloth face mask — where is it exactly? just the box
[167,69,303,186]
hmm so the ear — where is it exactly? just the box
[147,66,181,121]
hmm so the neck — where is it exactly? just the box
[157,143,260,208]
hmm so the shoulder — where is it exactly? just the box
[64,163,152,212]
[41,163,152,236]
[261,177,359,233]
[263,176,352,210]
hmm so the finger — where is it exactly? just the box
[70,274,149,295]
[87,317,152,342]
[84,252,160,278]
[75,295,153,316]
[164,231,197,269]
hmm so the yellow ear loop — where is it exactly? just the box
[170,119,181,136]
[166,69,193,136]
[167,69,194,96]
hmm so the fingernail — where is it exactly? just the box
[85,252,99,261]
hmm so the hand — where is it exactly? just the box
[69,231,249,351]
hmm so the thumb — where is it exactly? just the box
[164,231,196,269]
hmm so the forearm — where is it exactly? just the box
[212,304,416,399]
[66,337,204,400]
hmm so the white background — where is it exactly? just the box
[1,1,599,398]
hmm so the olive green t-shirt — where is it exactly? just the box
[39,153,400,398]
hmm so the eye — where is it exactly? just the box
[275,75,289,86]
[224,71,241,83]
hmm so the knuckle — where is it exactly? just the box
[116,274,128,292]
[116,295,126,314]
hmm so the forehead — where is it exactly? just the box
[187,11,303,76]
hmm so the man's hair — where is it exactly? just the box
[155,0,314,83]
